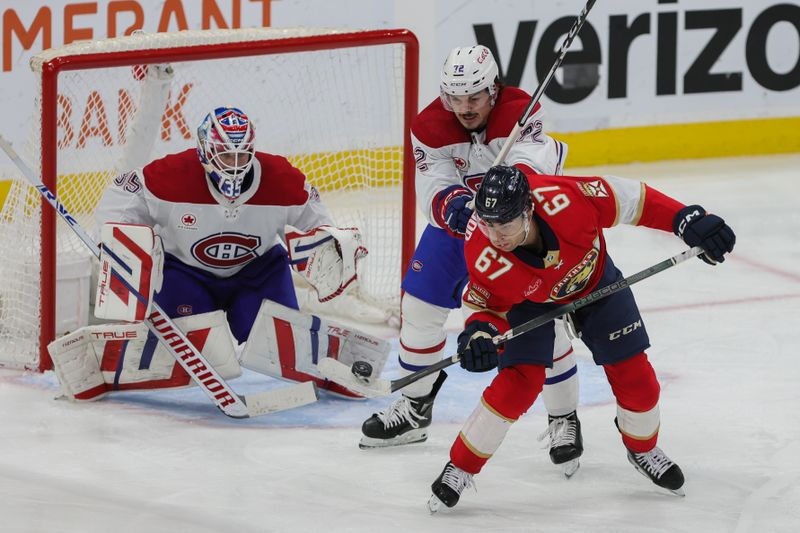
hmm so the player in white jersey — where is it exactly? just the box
[360,46,583,472]
[91,106,365,397]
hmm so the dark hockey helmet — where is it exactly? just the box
[475,165,531,224]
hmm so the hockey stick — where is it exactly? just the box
[318,245,702,397]
[492,0,597,166]
[0,136,318,418]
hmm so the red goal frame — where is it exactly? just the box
[35,28,419,371]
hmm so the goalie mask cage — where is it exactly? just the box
[0,28,418,371]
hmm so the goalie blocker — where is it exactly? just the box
[94,222,164,322]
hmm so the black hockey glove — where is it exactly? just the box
[457,321,500,373]
[673,205,736,265]
[434,185,473,238]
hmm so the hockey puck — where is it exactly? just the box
[351,361,373,380]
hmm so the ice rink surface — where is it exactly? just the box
[1,154,798,532]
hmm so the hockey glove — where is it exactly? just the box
[673,205,736,265]
[457,321,500,373]
[433,185,473,238]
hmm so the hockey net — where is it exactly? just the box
[0,28,418,370]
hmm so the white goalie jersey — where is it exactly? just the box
[94,149,333,278]
[411,86,567,227]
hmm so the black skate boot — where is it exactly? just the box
[627,446,685,496]
[428,461,474,513]
[538,411,583,478]
[359,371,447,449]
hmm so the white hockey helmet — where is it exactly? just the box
[440,45,500,109]
[196,106,255,202]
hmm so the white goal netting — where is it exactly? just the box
[0,28,417,370]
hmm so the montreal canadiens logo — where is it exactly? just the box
[453,157,467,170]
[464,174,483,193]
[411,259,423,272]
[192,233,261,269]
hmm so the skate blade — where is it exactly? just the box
[648,483,686,497]
[562,459,580,478]
[359,429,428,449]
[428,494,446,514]
[629,459,685,497]
[667,486,686,497]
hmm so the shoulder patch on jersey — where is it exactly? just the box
[143,149,216,204]
[411,98,470,149]
[246,153,310,206]
[464,283,491,309]
[577,179,609,198]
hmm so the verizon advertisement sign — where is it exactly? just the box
[0,0,796,144]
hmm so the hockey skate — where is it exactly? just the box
[538,411,583,478]
[428,461,474,513]
[359,372,446,449]
[627,446,685,496]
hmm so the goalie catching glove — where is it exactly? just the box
[286,225,368,302]
[94,222,164,321]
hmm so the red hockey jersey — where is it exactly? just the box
[462,172,686,329]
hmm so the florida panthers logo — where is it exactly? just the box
[551,248,599,300]
[192,233,261,269]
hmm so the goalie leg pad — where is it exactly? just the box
[48,311,240,401]
[240,300,390,398]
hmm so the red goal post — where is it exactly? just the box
[0,28,418,371]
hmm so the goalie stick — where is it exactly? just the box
[0,136,318,418]
[318,246,702,397]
